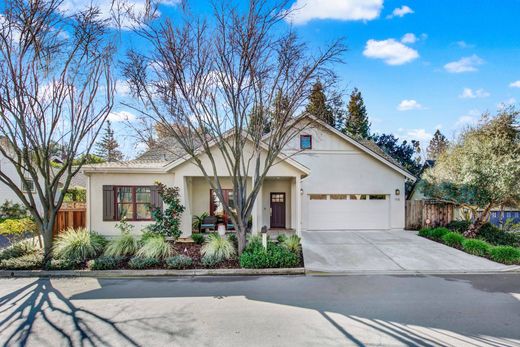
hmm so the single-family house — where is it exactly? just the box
[83,115,416,237]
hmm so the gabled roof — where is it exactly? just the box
[293,114,417,181]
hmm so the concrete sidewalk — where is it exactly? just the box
[302,230,513,273]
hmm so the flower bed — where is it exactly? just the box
[418,226,520,265]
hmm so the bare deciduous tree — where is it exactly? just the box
[123,0,345,253]
[0,0,115,259]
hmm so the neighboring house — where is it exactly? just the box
[83,115,416,237]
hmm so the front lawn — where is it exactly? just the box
[419,223,520,265]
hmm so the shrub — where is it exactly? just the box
[489,246,520,264]
[128,256,161,269]
[53,228,106,262]
[148,182,185,239]
[201,233,236,262]
[87,256,125,270]
[165,255,193,269]
[478,223,519,247]
[63,186,86,203]
[283,235,301,253]
[192,212,208,232]
[0,253,43,270]
[0,217,38,242]
[276,234,287,243]
[201,255,220,267]
[442,232,465,248]
[0,200,27,219]
[227,233,238,248]
[136,236,172,259]
[446,220,471,233]
[418,228,431,237]
[0,241,38,260]
[429,227,450,240]
[462,239,491,257]
[104,219,139,257]
[240,242,299,269]
[140,229,159,243]
[45,258,78,270]
[191,233,205,245]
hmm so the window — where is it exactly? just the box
[309,194,327,200]
[369,194,387,200]
[22,178,35,193]
[300,135,312,150]
[271,193,285,203]
[210,189,236,225]
[330,194,347,200]
[115,186,152,221]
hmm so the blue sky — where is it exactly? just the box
[79,0,520,157]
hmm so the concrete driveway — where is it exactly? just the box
[302,230,512,273]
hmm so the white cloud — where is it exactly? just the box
[115,80,131,97]
[407,128,432,141]
[59,0,179,29]
[456,41,474,48]
[387,5,414,19]
[509,80,520,88]
[458,88,490,99]
[401,33,417,44]
[397,99,423,111]
[455,115,478,128]
[444,55,484,73]
[363,39,419,65]
[108,110,136,122]
[286,0,383,25]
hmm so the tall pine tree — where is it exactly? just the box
[343,88,370,138]
[96,120,123,162]
[305,80,335,126]
[427,129,449,160]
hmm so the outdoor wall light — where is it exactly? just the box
[395,189,401,196]
[300,188,304,195]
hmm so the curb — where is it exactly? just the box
[305,268,520,276]
[0,267,306,278]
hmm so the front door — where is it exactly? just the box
[270,192,286,228]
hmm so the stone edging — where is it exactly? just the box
[0,267,306,278]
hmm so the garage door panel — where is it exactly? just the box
[308,199,390,230]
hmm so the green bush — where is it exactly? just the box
[201,255,220,267]
[128,256,161,269]
[239,242,300,269]
[0,217,38,241]
[165,255,193,269]
[191,233,205,245]
[140,229,159,243]
[282,235,301,253]
[276,234,287,243]
[418,228,431,237]
[442,232,465,248]
[446,220,471,233]
[0,241,38,260]
[0,253,43,270]
[53,228,106,262]
[478,223,519,247]
[63,186,87,203]
[148,182,185,239]
[429,227,450,240]
[45,258,78,270]
[227,233,238,248]
[104,220,139,257]
[462,239,491,257]
[0,200,28,219]
[489,246,520,264]
[136,236,172,259]
[201,233,236,262]
[87,256,125,270]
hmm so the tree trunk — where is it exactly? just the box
[236,223,248,255]
[464,204,493,238]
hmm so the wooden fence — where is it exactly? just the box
[53,202,87,237]
[405,200,454,230]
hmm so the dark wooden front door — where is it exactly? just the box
[270,192,286,228]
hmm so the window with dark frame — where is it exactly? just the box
[115,186,153,221]
[22,178,35,193]
[300,134,312,149]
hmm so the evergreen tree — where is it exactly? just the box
[96,120,123,162]
[305,80,335,126]
[343,88,370,138]
[427,129,449,160]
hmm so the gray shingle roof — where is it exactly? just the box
[136,137,187,162]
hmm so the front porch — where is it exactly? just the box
[178,176,302,237]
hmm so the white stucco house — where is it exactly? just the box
[83,115,416,237]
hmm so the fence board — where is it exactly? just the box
[53,202,86,237]
[405,200,454,230]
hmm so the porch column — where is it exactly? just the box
[252,176,262,235]
[291,177,297,230]
[175,175,192,237]
[295,175,302,236]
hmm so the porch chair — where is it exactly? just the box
[200,216,218,232]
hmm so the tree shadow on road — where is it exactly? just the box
[0,279,194,347]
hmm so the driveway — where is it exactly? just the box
[302,230,512,273]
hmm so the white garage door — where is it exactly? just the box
[307,194,390,230]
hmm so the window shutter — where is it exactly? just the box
[103,185,115,221]
[150,185,163,211]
